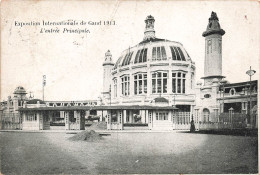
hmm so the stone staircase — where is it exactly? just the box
[152,120,173,130]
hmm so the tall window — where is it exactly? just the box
[203,108,210,123]
[191,73,194,89]
[170,46,186,61]
[121,75,130,96]
[172,72,186,94]
[207,39,212,54]
[152,72,167,93]
[134,48,148,63]
[152,46,167,61]
[113,78,117,97]
[218,39,222,53]
[134,73,147,95]
[121,51,133,66]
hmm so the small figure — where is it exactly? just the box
[190,114,195,133]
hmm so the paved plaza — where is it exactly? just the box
[0,131,258,174]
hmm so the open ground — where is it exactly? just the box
[0,131,258,174]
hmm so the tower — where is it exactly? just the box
[202,12,225,85]
[102,50,114,101]
[143,15,156,40]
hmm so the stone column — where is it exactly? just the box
[168,68,172,94]
[129,110,133,123]
[64,111,70,130]
[147,66,151,95]
[148,110,153,130]
[117,110,123,130]
[107,110,111,130]
[145,110,148,124]
[141,110,145,123]
[123,110,127,124]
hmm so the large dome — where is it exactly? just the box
[113,15,193,70]
[113,39,192,69]
[105,15,196,107]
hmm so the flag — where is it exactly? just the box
[43,75,46,86]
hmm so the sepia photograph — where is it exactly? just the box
[0,0,259,174]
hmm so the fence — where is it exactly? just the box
[0,113,22,130]
[175,112,190,130]
[198,112,247,130]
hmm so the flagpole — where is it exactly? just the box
[43,75,46,101]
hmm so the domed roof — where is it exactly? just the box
[113,15,192,69]
[13,86,27,94]
[27,99,45,104]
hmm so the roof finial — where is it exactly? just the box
[143,15,156,40]
[202,11,225,37]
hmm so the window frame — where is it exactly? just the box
[172,71,186,94]
[151,71,168,94]
[152,46,167,61]
[121,75,130,96]
[134,73,147,95]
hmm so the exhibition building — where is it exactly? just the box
[0,12,258,131]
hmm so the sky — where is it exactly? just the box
[1,0,259,101]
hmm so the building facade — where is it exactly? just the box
[102,15,196,130]
[0,12,258,131]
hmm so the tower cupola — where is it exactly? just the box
[203,12,225,37]
[102,50,114,66]
[143,15,156,40]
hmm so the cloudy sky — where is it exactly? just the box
[1,0,259,101]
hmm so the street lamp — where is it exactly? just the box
[246,66,256,127]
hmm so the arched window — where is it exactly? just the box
[152,46,167,61]
[203,108,210,123]
[114,56,123,69]
[170,46,186,61]
[134,48,148,63]
[121,52,133,66]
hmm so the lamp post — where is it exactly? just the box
[246,66,256,127]
[219,79,227,113]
